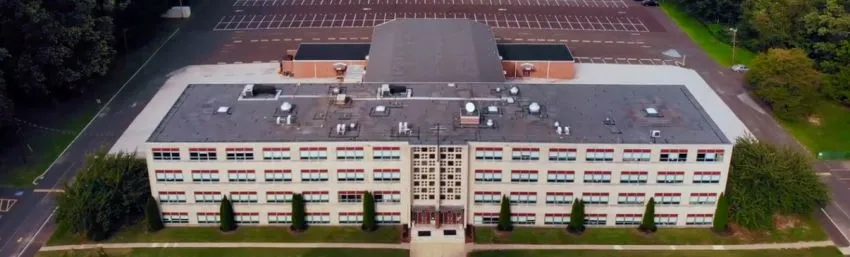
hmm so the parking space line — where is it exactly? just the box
[0,198,17,212]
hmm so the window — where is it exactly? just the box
[336,169,365,182]
[660,149,688,162]
[373,146,401,160]
[582,193,609,205]
[690,193,718,205]
[545,192,573,205]
[547,170,575,183]
[262,147,291,160]
[511,148,540,160]
[473,213,499,225]
[509,192,537,204]
[615,214,642,225]
[162,212,189,224]
[622,149,651,162]
[197,212,220,224]
[693,171,721,184]
[155,170,183,182]
[686,214,713,225]
[548,148,577,161]
[373,169,401,182]
[307,213,331,224]
[339,212,363,224]
[235,213,260,224]
[227,170,256,182]
[189,148,217,160]
[617,193,645,205]
[475,147,503,160]
[299,147,327,160]
[655,193,682,205]
[696,149,724,162]
[191,170,220,182]
[194,192,222,203]
[267,191,293,203]
[585,214,607,225]
[300,169,329,182]
[303,191,330,203]
[338,191,364,203]
[474,170,502,182]
[264,169,292,182]
[511,170,538,183]
[158,191,186,203]
[268,212,292,224]
[230,192,258,203]
[226,147,254,160]
[511,213,536,224]
[474,192,501,204]
[377,212,402,224]
[655,214,678,226]
[152,148,180,160]
[620,171,647,184]
[374,191,401,203]
[583,171,611,183]
[657,171,685,184]
[585,148,614,162]
[336,147,365,160]
[544,213,570,225]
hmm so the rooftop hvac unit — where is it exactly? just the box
[216,106,231,114]
[563,126,570,135]
[242,84,254,97]
[375,105,387,113]
[651,130,662,138]
[486,119,494,127]
[280,102,293,112]
[487,106,499,113]
[335,94,348,105]
[509,86,519,95]
[521,63,535,71]
[464,102,476,114]
[333,63,348,71]
[528,102,541,113]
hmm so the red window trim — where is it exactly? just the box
[162,212,189,215]
[512,213,535,217]
[475,147,502,151]
[661,149,688,153]
[510,192,536,196]
[621,171,648,175]
[265,169,292,173]
[227,170,255,173]
[618,193,645,196]
[230,191,257,195]
[616,214,642,217]
[158,191,185,195]
[586,148,614,153]
[338,191,366,195]
[549,148,577,152]
[546,192,573,196]
[687,214,713,217]
[373,146,401,151]
[474,191,500,195]
[377,212,401,215]
[475,169,501,173]
[548,170,574,174]
[658,171,685,175]
[299,147,327,151]
[262,147,290,151]
[474,212,499,216]
[188,148,216,152]
[268,212,292,215]
[511,170,538,174]
[339,212,364,215]
[194,191,220,195]
[155,170,181,173]
[655,193,682,197]
[197,212,219,215]
[694,171,721,175]
[586,213,607,217]
[656,214,678,217]
[225,147,253,152]
[374,169,401,172]
[583,192,609,196]
[191,170,218,173]
[544,213,570,217]
[152,148,179,152]
[690,193,718,197]
[585,170,611,175]
[336,147,364,151]
[303,191,329,195]
[512,147,539,152]
[623,149,651,153]
[338,169,365,173]
[374,191,401,195]
[307,212,331,215]
[267,191,293,195]
[301,169,328,173]
[697,149,725,154]
[235,212,260,216]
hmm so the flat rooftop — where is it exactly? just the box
[148,83,729,145]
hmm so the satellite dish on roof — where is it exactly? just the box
[465,102,476,114]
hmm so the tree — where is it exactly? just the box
[291,194,307,231]
[144,195,163,232]
[713,193,730,232]
[497,195,513,232]
[219,196,236,232]
[746,48,823,120]
[728,136,829,229]
[56,151,149,241]
[822,65,850,104]
[639,197,657,233]
[568,199,585,233]
[362,191,377,232]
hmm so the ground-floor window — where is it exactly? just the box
[377,212,401,224]
[162,212,189,224]
[543,214,570,225]
[235,213,260,224]
[686,214,713,225]
[339,212,363,224]
[511,214,536,225]
[268,212,292,224]
[307,213,331,224]
[585,214,607,225]
[197,212,219,224]
[655,215,678,226]
[473,213,499,225]
[614,214,641,225]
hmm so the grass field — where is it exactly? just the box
[780,101,850,155]
[48,223,401,246]
[660,3,757,67]
[36,248,409,257]
[474,216,826,245]
[469,247,843,257]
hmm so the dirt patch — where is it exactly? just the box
[807,116,822,126]
[775,214,803,231]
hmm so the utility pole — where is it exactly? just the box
[729,27,738,63]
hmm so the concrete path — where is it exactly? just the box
[470,240,835,251]
[40,242,408,252]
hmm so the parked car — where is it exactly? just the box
[731,64,749,72]
[642,0,658,6]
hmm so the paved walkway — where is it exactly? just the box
[40,240,837,252]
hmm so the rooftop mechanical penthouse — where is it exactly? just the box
[141,19,734,242]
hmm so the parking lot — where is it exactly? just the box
[214,13,650,32]
[234,0,629,8]
[574,56,677,65]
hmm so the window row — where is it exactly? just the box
[152,147,402,161]
[162,191,402,204]
[155,169,402,183]
[475,170,722,184]
[473,213,713,226]
[168,212,401,225]
[471,192,719,206]
[474,147,724,163]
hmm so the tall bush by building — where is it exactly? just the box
[639,197,657,233]
[745,48,823,121]
[713,193,730,232]
[144,195,163,232]
[291,194,307,231]
[362,191,377,232]
[56,151,149,241]
[219,196,236,232]
[497,195,513,232]
[568,199,585,233]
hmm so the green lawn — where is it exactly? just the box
[48,223,400,246]
[779,101,850,155]
[660,3,757,67]
[475,216,826,245]
[36,248,409,257]
[469,248,843,257]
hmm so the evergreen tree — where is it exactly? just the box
[362,191,377,232]
[497,195,513,231]
[219,196,236,232]
[713,193,730,232]
[639,197,657,233]
[568,199,585,233]
[291,194,307,231]
[144,195,163,232]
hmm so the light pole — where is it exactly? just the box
[729,27,738,63]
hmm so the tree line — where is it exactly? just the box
[0,0,176,135]
[670,0,850,120]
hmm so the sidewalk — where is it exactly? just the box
[40,242,409,252]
